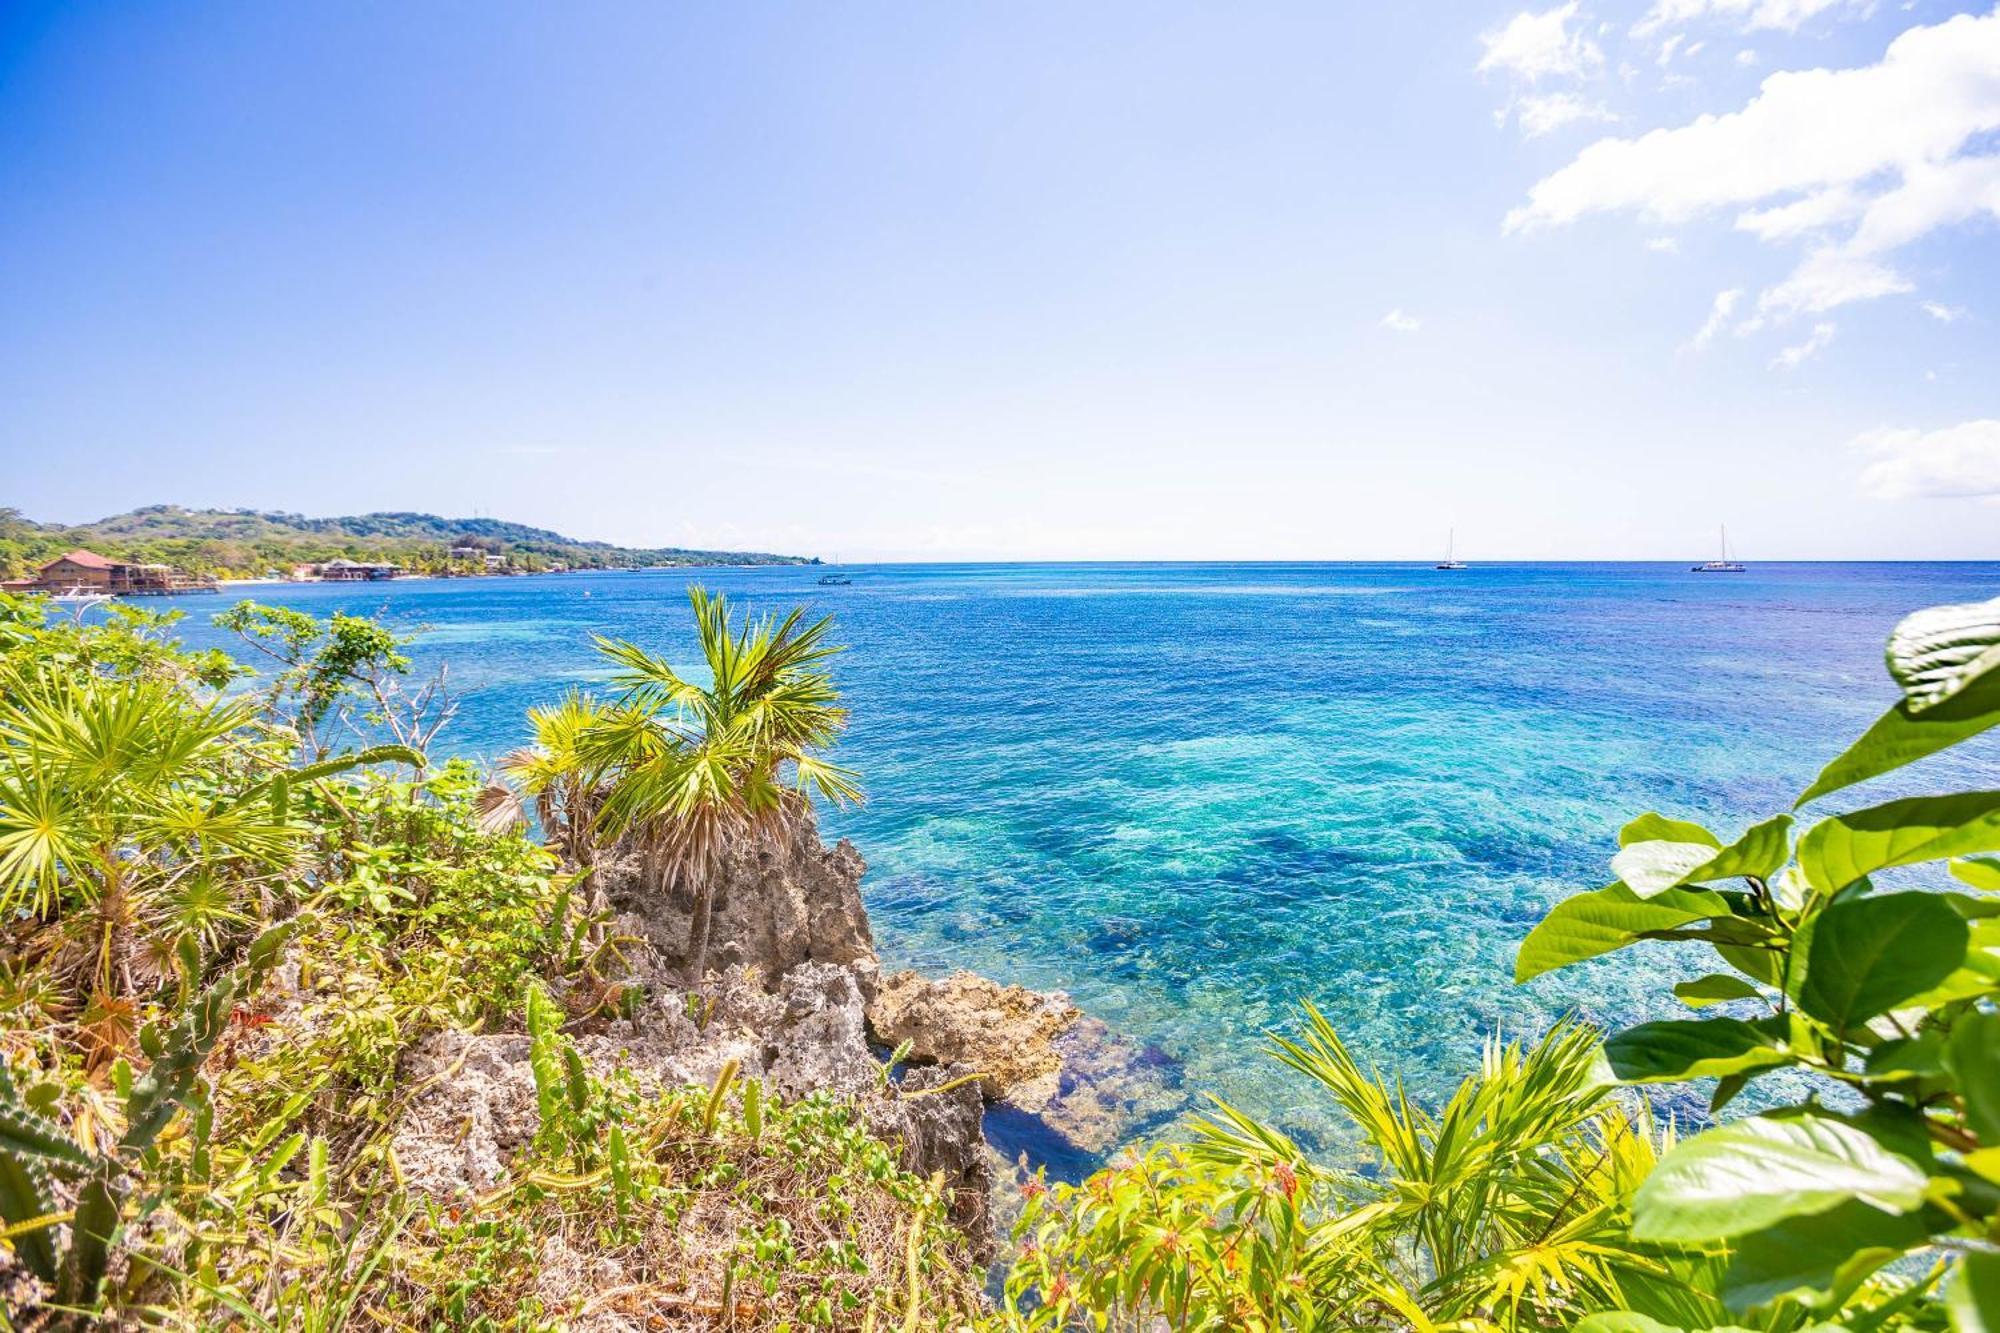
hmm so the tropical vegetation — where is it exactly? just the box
[0,592,971,1329]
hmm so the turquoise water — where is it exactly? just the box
[169,563,1998,1153]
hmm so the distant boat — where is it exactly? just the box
[817,574,853,586]
[1692,525,1747,573]
[1434,530,1468,571]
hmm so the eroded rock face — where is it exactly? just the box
[867,969,1081,1105]
[867,1062,994,1254]
[598,809,879,1000]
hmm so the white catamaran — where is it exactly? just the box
[1434,530,1467,570]
[1692,525,1747,573]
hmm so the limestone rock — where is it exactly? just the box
[600,809,880,999]
[869,1062,995,1255]
[867,969,1080,1105]
[389,1030,539,1198]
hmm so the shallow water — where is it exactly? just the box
[168,562,1999,1157]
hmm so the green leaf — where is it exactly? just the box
[1631,1113,1929,1242]
[1603,1018,1789,1083]
[1904,915,2000,1009]
[1951,1250,2000,1333]
[1800,792,2000,894]
[1791,892,1967,1032]
[1516,882,1731,982]
[1621,813,1721,848]
[1954,856,2000,891]
[1675,974,1764,1007]
[1798,668,2000,807]
[1865,1032,1946,1081]
[1717,941,1785,987]
[1945,1012,2000,1143]
[1613,840,1727,897]
[1720,1198,1928,1313]
[1689,815,1795,885]
[1886,595,2000,715]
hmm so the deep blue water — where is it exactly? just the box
[165,562,1997,1151]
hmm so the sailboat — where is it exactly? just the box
[1691,525,1747,573]
[1434,530,1468,570]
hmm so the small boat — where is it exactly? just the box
[1434,530,1468,571]
[816,574,853,586]
[1692,525,1747,573]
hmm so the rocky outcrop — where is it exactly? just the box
[867,970,1081,1105]
[389,809,1142,1259]
[598,809,879,1000]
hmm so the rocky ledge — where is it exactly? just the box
[388,809,1188,1251]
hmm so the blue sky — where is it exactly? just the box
[2,1,1996,560]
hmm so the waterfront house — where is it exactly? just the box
[315,559,401,581]
[32,549,217,595]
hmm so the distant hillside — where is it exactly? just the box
[0,506,814,579]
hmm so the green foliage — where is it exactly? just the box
[1003,1014,1688,1332]
[0,590,980,1330]
[1520,592,2000,1329]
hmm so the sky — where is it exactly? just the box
[1,2,1997,561]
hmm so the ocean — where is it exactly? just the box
[167,561,1998,1159]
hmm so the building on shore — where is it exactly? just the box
[313,559,401,581]
[31,549,218,596]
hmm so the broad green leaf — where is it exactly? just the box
[1613,840,1725,897]
[1800,792,2000,894]
[1631,1113,1929,1242]
[1675,974,1764,1007]
[1791,892,1968,1031]
[1951,1250,2000,1333]
[1516,882,1731,982]
[1797,668,2000,806]
[1865,1032,1945,1081]
[1946,1012,2000,1144]
[1887,595,2000,714]
[1603,1018,1788,1083]
[1720,1198,1929,1313]
[1613,818,1793,900]
[1904,916,2000,1009]
[1954,856,2000,891]
[1688,815,1795,885]
[1717,941,1785,987]
[1620,812,1721,848]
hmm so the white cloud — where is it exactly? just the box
[1479,3,1605,81]
[1646,235,1681,252]
[1688,287,1742,348]
[1636,0,1851,35]
[1507,8,2000,322]
[1757,249,1912,317]
[1771,320,1836,368]
[1511,91,1618,136]
[1380,308,1422,334]
[1658,33,1686,63]
[1736,48,1760,65]
[1923,300,1968,322]
[1855,420,2000,498]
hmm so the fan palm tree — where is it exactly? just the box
[0,665,302,1018]
[581,587,860,985]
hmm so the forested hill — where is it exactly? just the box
[0,505,815,578]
